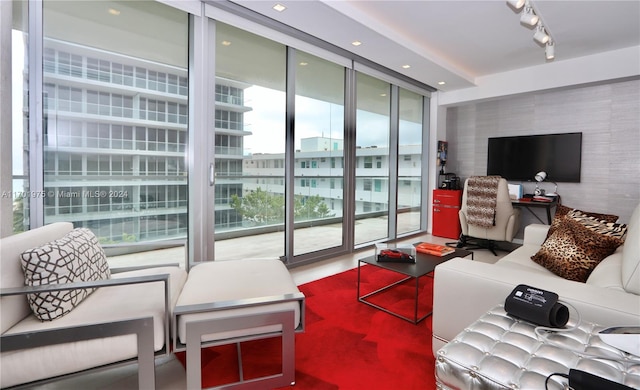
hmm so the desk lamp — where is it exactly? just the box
[534,171,558,196]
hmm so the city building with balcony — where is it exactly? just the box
[38,39,250,242]
[243,138,422,218]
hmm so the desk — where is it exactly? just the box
[511,199,557,224]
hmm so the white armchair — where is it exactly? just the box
[0,222,187,388]
[457,177,521,255]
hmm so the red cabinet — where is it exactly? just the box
[432,189,462,239]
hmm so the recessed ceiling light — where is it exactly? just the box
[351,41,362,46]
[221,40,231,46]
[438,81,446,85]
[108,8,120,16]
[402,64,411,69]
[273,3,286,12]
[299,62,308,66]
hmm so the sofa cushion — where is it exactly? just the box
[497,244,561,276]
[621,204,640,294]
[20,228,111,321]
[547,204,619,238]
[586,249,626,292]
[532,215,626,282]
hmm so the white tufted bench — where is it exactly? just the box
[435,305,640,390]
[172,259,305,389]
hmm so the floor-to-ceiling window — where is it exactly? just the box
[212,22,287,260]
[8,0,433,269]
[10,0,29,234]
[293,51,345,256]
[40,1,188,264]
[354,72,391,245]
[397,88,423,235]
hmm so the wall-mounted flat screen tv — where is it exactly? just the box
[487,132,582,182]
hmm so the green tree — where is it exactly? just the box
[230,187,285,224]
[294,194,334,221]
[230,188,334,224]
[12,197,26,233]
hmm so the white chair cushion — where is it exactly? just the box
[176,259,301,344]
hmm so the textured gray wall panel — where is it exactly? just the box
[445,79,640,236]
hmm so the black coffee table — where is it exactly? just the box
[357,247,473,324]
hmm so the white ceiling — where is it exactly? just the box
[231,0,640,92]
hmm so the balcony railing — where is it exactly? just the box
[106,209,422,269]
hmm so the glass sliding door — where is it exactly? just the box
[354,73,391,245]
[42,1,189,266]
[397,88,423,235]
[12,0,434,270]
[10,0,29,234]
[212,22,287,260]
[293,51,345,256]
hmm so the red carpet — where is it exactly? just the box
[175,265,437,389]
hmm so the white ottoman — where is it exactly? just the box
[435,305,640,390]
[173,259,305,389]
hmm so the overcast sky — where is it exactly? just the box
[244,85,421,155]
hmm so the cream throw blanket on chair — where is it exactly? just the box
[466,176,501,228]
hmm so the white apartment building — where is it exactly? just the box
[243,138,423,217]
[33,38,421,243]
[38,39,249,243]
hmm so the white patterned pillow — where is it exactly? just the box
[21,228,111,321]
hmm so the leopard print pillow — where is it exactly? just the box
[532,215,626,282]
[554,204,619,223]
[547,205,619,239]
[567,210,628,240]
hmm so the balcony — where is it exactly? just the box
[107,210,424,269]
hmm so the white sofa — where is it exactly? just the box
[0,222,188,388]
[432,203,640,355]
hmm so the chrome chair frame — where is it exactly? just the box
[173,292,305,390]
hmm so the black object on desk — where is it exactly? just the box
[511,198,558,224]
[377,249,416,263]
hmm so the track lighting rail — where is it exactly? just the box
[507,0,555,61]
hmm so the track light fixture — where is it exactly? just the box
[533,23,550,44]
[507,0,555,61]
[507,0,525,10]
[545,41,555,60]
[520,6,539,27]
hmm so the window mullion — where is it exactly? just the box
[29,0,45,228]
[388,85,400,239]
